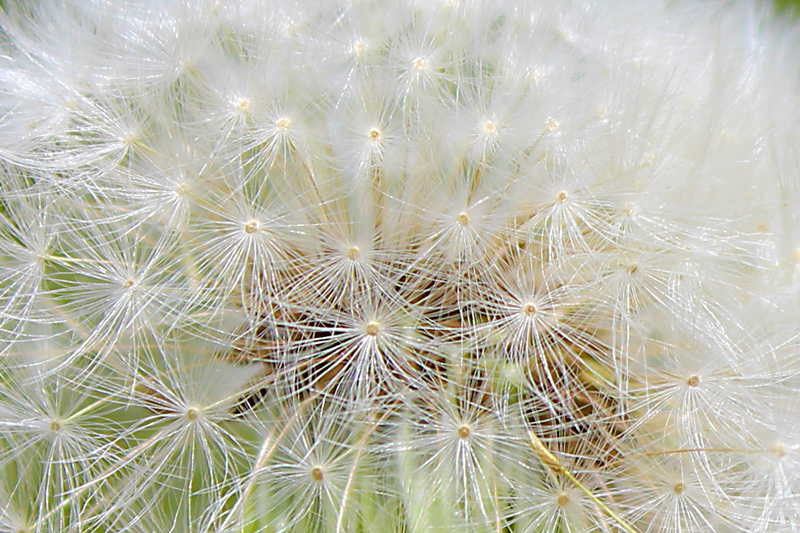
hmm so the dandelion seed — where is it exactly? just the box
[364,321,380,336]
[345,246,360,261]
[310,466,324,482]
[243,220,259,234]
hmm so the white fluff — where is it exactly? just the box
[0,0,799,532]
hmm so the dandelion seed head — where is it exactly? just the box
[345,245,360,260]
[774,442,787,458]
[364,321,380,336]
[243,220,259,234]
[234,98,250,113]
[353,40,367,56]
[522,302,538,316]
[310,466,324,482]
[624,203,636,216]
[121,131,138,147]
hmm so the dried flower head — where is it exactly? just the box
[1,0,799,532]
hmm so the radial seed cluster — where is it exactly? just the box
[1,1,800,532]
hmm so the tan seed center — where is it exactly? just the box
[365,321,380,336]
[775,442,786,458]
[346,246,360,260]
